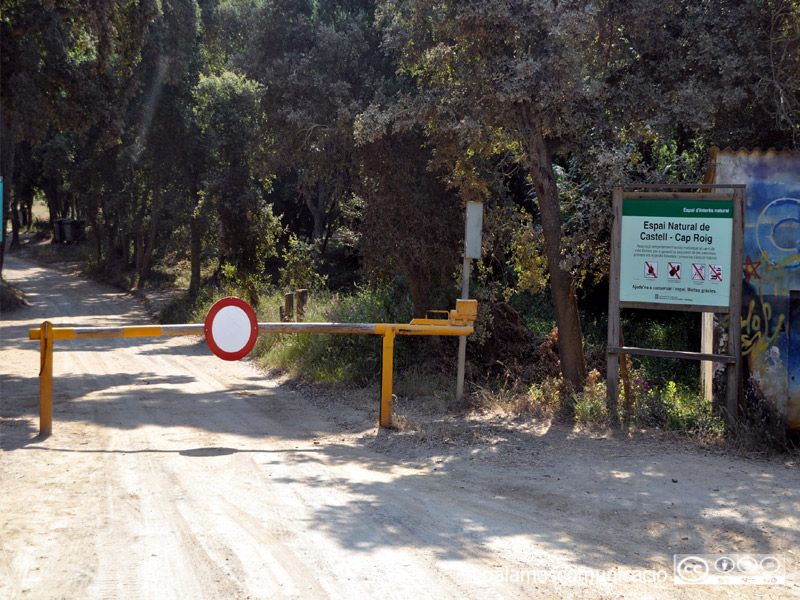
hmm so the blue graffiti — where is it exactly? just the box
[756,198,800,270]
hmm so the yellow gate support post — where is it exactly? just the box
[39,321,53,437]
[380,327,396,427]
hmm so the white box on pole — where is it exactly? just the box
[465,201,483,259]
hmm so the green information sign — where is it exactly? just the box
[619,198,733,307]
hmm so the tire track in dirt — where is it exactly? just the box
[60,312,339,598]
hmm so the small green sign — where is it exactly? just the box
[619,198,733,307]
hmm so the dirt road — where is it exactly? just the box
[1,253,799,599]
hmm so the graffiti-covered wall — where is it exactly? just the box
[708,148,800,430]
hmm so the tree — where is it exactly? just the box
[370,1,602,386]
[765,0,800,142]
[230,0,389,247]
[123,0,206,289]
[193,71,281,304]
[0,0,157,273]
[355,131,462,317]
[367,0,800,389]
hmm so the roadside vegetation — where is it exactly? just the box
[0,277,28,311]
[145,268,731,445]
[2,1,798,450]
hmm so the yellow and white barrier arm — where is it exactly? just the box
[29,300,478,434]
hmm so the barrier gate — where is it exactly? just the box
[29,298,478,436]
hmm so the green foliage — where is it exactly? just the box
[279,234,328,291]
[1,0,158,143]
[355,131,463,317]
[515,293,557,339]
[621,376,725,437]
[193,71,281,302]
[514,369,726,438]
[510,224,549,295]
[258,283,414,384]
[227,0,387,244]
[526,378,564,414]
[574,382,609,427]
[621,310,701,389]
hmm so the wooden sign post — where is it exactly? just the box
[607,184,745,426]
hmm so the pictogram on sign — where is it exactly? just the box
[204,297,259,361]
[668,262,681,280]
[691,263,705,281]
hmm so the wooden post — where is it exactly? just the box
[296,289,308,322]
[606,186,623,425]
[701,312,715,403]
[619,330,632,422]
[284,293,294,322]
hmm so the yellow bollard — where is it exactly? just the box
[39,321,53,437]
[380,328,395,427]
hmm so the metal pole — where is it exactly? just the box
[39,321,53,437]
[380,328,396,427]
[456,257,471,402]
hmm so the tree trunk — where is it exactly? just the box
[44,179,64,227]
[137,193,162,288]
[22,195,32,230]
[189,213,202,298]
[405,264,430,319]
[524,117,587,388]
[0,112,17,276]
[9,197,20,249]
[134,231,144,272]
[21,193,31,229]
[93,216,103,259]
[108,218,121,265]
[304,182,326,240]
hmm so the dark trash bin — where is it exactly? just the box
[62,219,75,242]
[53,219,64,243]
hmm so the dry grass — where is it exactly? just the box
[0,277,31,311]
[469,374,565,419]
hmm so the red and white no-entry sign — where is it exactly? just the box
[204,297,258,361]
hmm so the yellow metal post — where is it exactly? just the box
[39,321,53,437]
[380,328,395,427]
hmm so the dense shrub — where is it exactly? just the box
[257,284,414,384]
